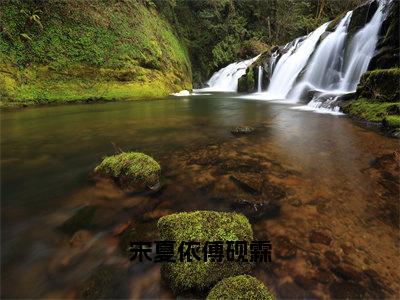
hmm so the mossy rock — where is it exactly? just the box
[238,66,256,93]
[157,211,253,294]
[206,275,275,300]
[342,98,400,124]
[356,68,400,102]
[94,152,161,191]
[383,115,400,128]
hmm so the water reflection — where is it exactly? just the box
[1,94,399,298]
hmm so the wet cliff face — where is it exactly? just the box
[369,0,400,69]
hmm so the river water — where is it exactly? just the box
[1,93,399,298]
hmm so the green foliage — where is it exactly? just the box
[383,115,400,128]
[157,211,253,294]
[0,0,192,105]
[357,68,400,102]
[95,152,161,187]
[157,0,364,82]
[206,275,275,300]
[343,98,400,123]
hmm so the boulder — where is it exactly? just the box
[94,152,161,192]
[356,68,400,102]
[157,211,253,294]
[206,275,274,300]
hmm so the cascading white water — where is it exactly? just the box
[199,0,389,116]
[257,66,263,93]
[289,11,353,99]
[339,2,386,91]
[197,55,260,92]
[289,1,387,104]
[263,22,329,100]
[269,51,279,75]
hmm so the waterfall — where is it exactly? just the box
[263,22,329,100]
[289,1,387,104]
[197,55,260,92]
[257,66,263,93]
[199,0,390,115]
[268,0,388,111]
[269,51,279,75]
[289,11,353,99]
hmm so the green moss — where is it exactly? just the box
[157,211,253,294]
[357,68,400,102]
[383,115,400,128]
[343,98,400,123]
[238,67,255,93]
[206,275,275,300]
[95,152,161,188]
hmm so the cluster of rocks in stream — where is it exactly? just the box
[51,129,398,299]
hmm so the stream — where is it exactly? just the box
[1,93,399,298]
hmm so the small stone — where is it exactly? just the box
[275,236,297,259]
[70,230,92,248]
[330,264,362,282]
[314,269,334,284]
[290,199,302,207]
[231,125,255,135]
[278,282,306,299]
[329,282,366,299]
[324,250,340,264]
[61,205,98,233]
[113,221,132,236]
[294,275,316,289]
[309,231,331,245]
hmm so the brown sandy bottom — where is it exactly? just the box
[4,122,399,299]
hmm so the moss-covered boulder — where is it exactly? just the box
[95,152,161,191]
[206,275,275,300]
[356,68,400,102]
[157,211,253,294]
[238,66,256,93]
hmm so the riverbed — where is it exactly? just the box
[1,93,399,298]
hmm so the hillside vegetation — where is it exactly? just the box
[0,0,192,107]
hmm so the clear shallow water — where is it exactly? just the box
[1,93,399,298]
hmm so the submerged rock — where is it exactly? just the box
[76,266,124,299]
[157,211,253,294]
[61,205,98,233]
[206,275,274,300]
[94,152,161,192]
[309,230,332,246]
[329,282,366,299]
[274,236,297,259]
[230,198,280,221]
[231,125,255,135]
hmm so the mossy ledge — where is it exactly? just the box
[342,68,400,132]
[94,152,161,191]
[157,210,253,294]
[206,275,275,300]
[0,0,192,108]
